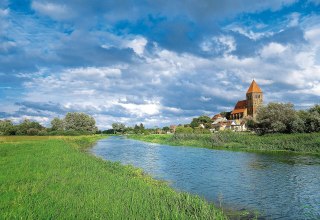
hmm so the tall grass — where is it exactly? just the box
[0,136,226,219]
[129,132,320,154]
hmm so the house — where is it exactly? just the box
[211,115,228,132]
[231,120,247,132]
[170,125,177,133]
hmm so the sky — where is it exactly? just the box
[1,0,320,129]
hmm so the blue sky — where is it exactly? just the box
[1,0,320,129]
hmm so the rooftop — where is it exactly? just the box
[246,80,262,93]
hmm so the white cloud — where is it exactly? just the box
[13,32,320,128]
[31,1,72,20]
[63,67,122,79]
[200,35,236,54]
[125,37,148,55]
[260,42,287,58]
[226,26,274,40]
[304,27,320,45]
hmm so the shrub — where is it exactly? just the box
[27,128,40,136]
[175,126,193,134]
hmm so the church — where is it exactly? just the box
[230,80,263,119]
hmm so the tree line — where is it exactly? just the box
[0,112,97,136]
[248,103,320,134]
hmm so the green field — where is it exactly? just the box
[0,136,226,219]
[128,132,320,154]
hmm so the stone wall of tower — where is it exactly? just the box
[246,92,263,118]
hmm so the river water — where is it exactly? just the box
[91,136,320,219]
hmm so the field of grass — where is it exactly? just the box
[0,135,226,219]
[128,132,320,154]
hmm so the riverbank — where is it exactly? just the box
[0,136,226,219]
[128,132,320,155]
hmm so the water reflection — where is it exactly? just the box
[91,136,320,219]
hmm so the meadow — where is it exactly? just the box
[128,132,320,154]
[0,135,226,219]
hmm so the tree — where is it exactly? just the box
[309,104,320,114]
[134,124,140,134]
[112,123,126,134]
[0,120,16,135]
[254,103,299,134]
[16,119,44,135]
[64,112,97,133]
[51,117,65,131]
[298,107,320,133]
[139,123,145,131]
[190,115,212,128]
[162,126,170,133]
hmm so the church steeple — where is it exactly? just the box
[246,80,262,94]
[246,80,263,118]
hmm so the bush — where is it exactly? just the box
[27,128,40,136]
[194,128,211,134]
[175,126,193,134]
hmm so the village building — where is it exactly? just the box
[170,125,177,133]
[230,80,263,120]
[210,80,263,132]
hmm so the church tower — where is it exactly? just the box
[246,80,263,118]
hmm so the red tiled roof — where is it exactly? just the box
[212,114,222,120]
[231,108,246,114]
[246,80,262,93]
[234,100,247,109]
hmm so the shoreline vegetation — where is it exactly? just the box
[0,135,227,219]
[128,132,320,155]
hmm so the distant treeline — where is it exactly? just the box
[0,112,98,136]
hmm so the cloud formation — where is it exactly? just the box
[0,0,320,129]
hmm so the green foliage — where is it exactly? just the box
[129,133,320,154]
[190,115,212,128]
[175,126,193,134]
[252,103,307,134]
[0,120,16,135]
[249,103,320,134]
[194,127,211,134]
[162,126,170,132]
[64,112,97,133]
[102,129,115,134]
[309,104,320,114]
[51,117,65,131]
[0,136,225,219]
[112,123,126,134]
[133,123,145,134]
[16,119,45,135]
[220,111,231,119]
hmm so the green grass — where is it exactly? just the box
[128,132,320,155]
[0,135,226,219]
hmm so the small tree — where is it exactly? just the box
[51,117,65,131]
[112,123,126,134]
[190,115,212,128]
[0,120,16,135]
[16,119,44,135]
[162,126,170,133]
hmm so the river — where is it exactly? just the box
[91,136,320,219]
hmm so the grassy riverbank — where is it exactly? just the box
[0,135,226,219]
[128,132,320,154]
